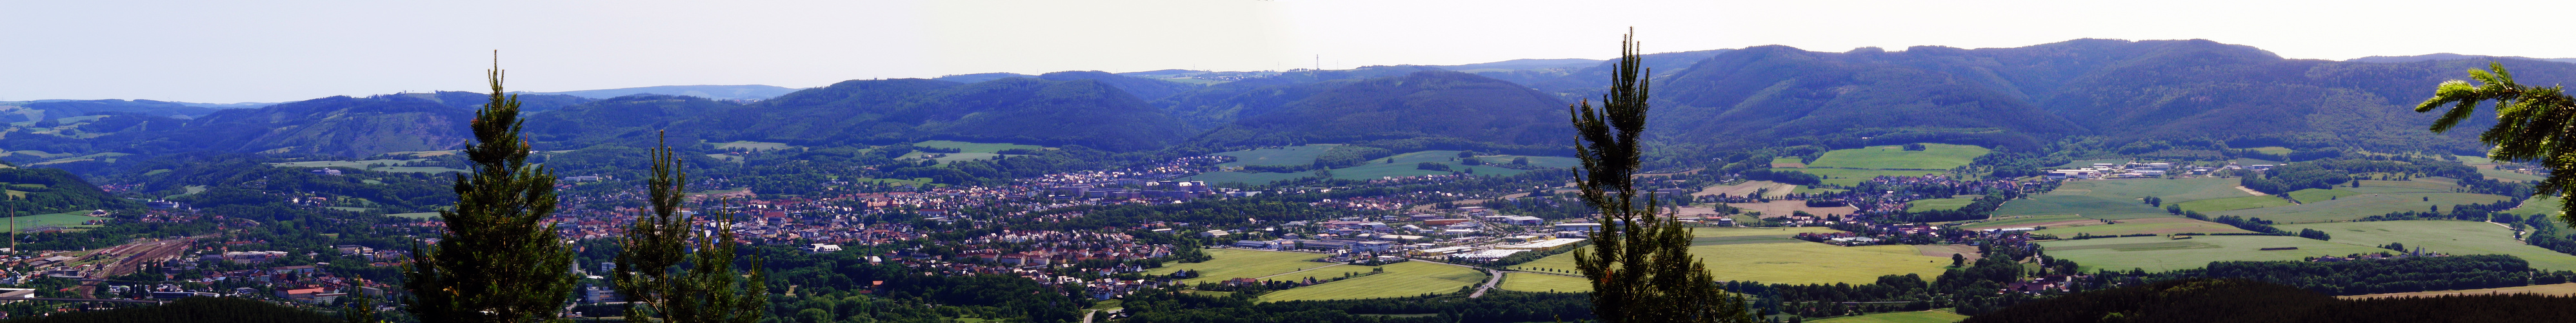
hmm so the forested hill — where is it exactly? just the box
[1617,39,2576,152]
[84,95,483,157]
[688,77,1192,151]
[1173,70,1575,154]
[0,166,130,214]
[522,85,801,101]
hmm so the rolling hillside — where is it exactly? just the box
[1178,70,1574,153]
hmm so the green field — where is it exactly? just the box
[2214,193,2514,223]
[1687,227,1846,246]
[1497,273,1589,293]
[2026,218,2253,236]
[2504,196,2563,220]
[270,160,415,169]
[3,213,109,231]
[1811,310,1968,323]
[2286,189,2359,203]
[1325,151,1574,180]
[1212,145,1344,167]
[374,167,466,174]
[1992,194,2175,220]
[1258,262,1486,302]
[1806,144,1990,170]
[2278,220,2576,271]
[1148,249,1334,285]
[1514,241,1950,285]
[387,212,443,219]
[1955,214,2092,230]
[2248,147,2293,155]
[2050,178,2252,203]
[1906,198,1978,213]
[2173,196,2292,213]
[1788,168,1946,186]
[268,159,461,174]
[1181,171,1318,184]
[710,140,793,151]
[2038,235,2391,273]
[912,140,1043,154]
[1191,150,1577,184]
[1772,157,1807,167]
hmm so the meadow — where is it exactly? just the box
[1181,171,1317,184]
[1187,149,1576,184]
[2213,193,2513,223]
[387,212,443,219]
[1955,214,2095,230]
[1148,249,1334,285]
[2024,217,2253,236]
[1990,194,2175,220]
[1810,310,1969,323]
[1495,273,1590,293]
[1513,241,1951,285]
[2037,235,2390,273]
[2277,220,2576,271]
[1788,168,1945,186]
[268,159,463,174]
[1905,197,1978,212]
[912,140,1043,153]
[1804,144,1990,170]
[4,213,109,231]
[1687,227,1847,246]
[1211,145,1343,167]
[1257,262,1487,302]
[2048,178,2253,203]
[1324,151,1574,180]
[2172,196,2291,213]
[710,140,794,151]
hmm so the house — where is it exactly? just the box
[1497,216,1544,226]
[1423,218,1471,225]
[1199,229,1230,238]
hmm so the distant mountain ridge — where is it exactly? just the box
[15,37,2576,167]
[521,85,802,101]
[2346,53,2576,65]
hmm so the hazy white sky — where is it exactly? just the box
[5,0,2572,103]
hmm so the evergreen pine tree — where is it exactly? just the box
[1570,29,1758,323]
[404,56,579,322]
[2420,62,2576,225]
[615,132,768,323]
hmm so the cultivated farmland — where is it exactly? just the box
[1148,249,1334,285]
[1804,144,1989,170]
[2277,220,2576,271]
[1211,145,1343,167]
[1513,241,1951,285]
[1497,273,1590,293]
[2024,217,2254,236]
[1258,262,1486,302]
[2172,196,2292,213]
[2038,235,2390,273]
[2213,193,2513,223]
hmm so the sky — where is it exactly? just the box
[5,0,2574,103]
